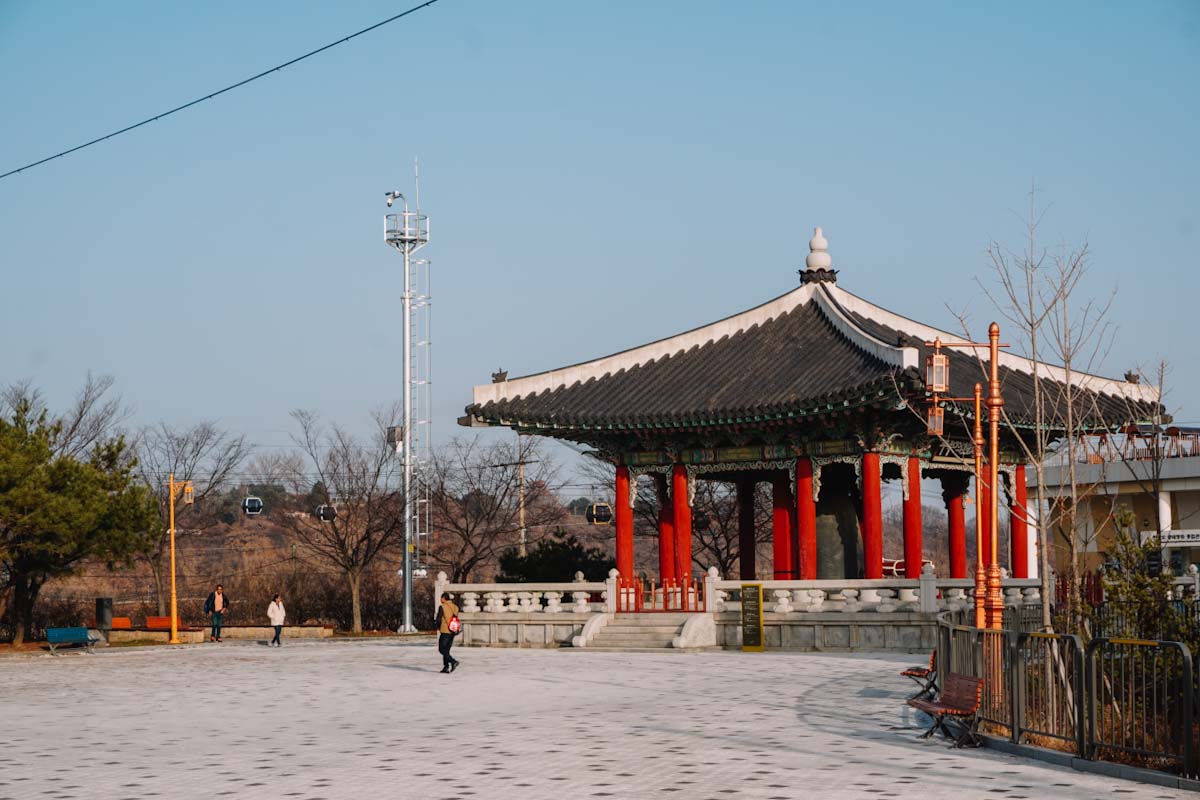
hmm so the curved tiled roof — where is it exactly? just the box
[462,281,1159,434]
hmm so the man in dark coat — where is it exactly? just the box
[203,584,229,642]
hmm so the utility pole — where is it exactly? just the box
[518,457,527,557]
[487,436,538,557]
[165,473,193,645]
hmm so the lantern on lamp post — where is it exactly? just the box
[922,332,1009,631]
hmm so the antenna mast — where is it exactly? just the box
[383,168,432,634]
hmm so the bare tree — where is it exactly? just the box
[277,408,406,633]
[427,436,565,582]
[244,450,306,487]
[2,373,132,460]
[974,188,1143,630]
[135,421,250,613]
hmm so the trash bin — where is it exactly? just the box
[95,597,113,630]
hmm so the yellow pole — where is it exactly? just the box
[168,473,180,645]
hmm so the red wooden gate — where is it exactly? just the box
[616,577,704,612]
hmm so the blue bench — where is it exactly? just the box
[46,627,100,655]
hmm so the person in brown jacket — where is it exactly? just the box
[435,592,460,673]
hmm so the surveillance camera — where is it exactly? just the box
[386,197,393,208]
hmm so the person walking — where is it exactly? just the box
[267,594,285,647]
[434,592,460,673]
[203,584,228,642]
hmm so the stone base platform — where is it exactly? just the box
[715,610,937,652]
[460,613,592,648]
[456,611,937,652]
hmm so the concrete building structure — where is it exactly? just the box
[1041,425,1200,573]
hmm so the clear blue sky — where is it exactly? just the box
[2,1,1198,469]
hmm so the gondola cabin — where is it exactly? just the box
[315,504,337,522]
[242,496,264,516]
[585,502,613,525]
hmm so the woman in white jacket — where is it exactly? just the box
[267,594,286,647]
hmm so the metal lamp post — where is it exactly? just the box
[165,473,194,645]
[384,188,429,634]
[924,327,1009,630]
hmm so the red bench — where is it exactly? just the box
[145,616,185,631]
[907,672,983,747]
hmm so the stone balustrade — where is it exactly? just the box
[710,570,1041,615]
[434,572,608,616]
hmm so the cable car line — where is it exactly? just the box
[0,0,443,182]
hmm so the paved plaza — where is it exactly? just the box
[0,640,1191,800]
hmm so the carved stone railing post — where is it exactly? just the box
[605,568,619,614]
[704,566,720,613]
[434,572,449,616]
[918,564,938,613]
[543,591,562,613]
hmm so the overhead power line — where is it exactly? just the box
[0,0,443,181]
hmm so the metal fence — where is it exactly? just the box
[1015,631,1086,755]
[935,616,1198,779]
[1093,599,1200,642]
[1087,638,1195,776]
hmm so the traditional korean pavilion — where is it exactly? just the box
[459,228,1158,590]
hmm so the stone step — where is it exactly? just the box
[600,625,683,635]
[578,646,692,653]
[611,614,695,625]
[589,635,677,648]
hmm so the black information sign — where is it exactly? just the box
[741,583,764,651]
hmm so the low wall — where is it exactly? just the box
[715,611,937,652]
[459,613,592,648]
[107,625,332,644]
[108,629,207,644]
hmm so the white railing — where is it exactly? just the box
[437,566,1044,618]
[434,571,608,614]
[707,565,1041,615]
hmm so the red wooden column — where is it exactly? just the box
[672,465,693,589]
[736,478,757,580]
[903,456,923,578]
[862,452,883,579]
[615,466,634,581]
[942,474,968,579]
[1010,464,1029,578]
[796,458,817,579]
[771,475,796,579]
[978,470,992,566]
[656,475,675,585]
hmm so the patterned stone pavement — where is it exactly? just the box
[0,640,1191,799]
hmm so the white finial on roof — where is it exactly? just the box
[806,227,831,270]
